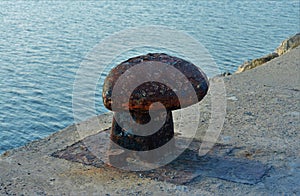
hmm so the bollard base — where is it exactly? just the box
[110,110,174,151]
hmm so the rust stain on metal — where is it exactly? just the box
[102,53,209,151]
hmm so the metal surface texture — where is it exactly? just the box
[102,53,209,151]
[102,53,209,111]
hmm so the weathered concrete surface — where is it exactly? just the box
[0,46,299,195]
[51,131,270,185]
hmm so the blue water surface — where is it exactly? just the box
[0,1,299,154]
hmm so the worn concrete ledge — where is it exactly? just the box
[0,47,299,195]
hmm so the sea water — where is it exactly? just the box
[0,1,299,153]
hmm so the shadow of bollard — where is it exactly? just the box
[52,128,270,185]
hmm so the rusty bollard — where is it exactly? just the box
[102,53,209,155]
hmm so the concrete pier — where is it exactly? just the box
[0,46,299,195]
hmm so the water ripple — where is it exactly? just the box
[0,0,299,154]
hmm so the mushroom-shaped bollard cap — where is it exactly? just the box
[103,53,209,112]
[102,53,209,151]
